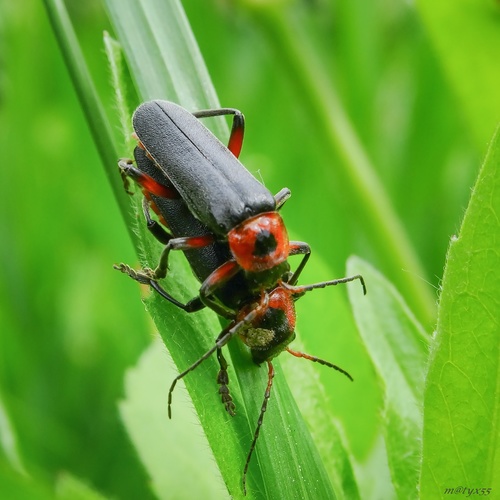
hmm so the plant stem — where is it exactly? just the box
[43,0,136,242]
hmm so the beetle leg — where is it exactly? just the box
[118,158,179,199]
[199,260,241,314]
[192,108,245,158]
[118,159,177,197]
[274,187,292,209]
[287,241,311,285]
[116,244,236,319]
[113,263,206,312]
[216,345,236,416]
[153,234,215,280]
[148,280,206,312]
[118,158,135,195]
[141,196,172,245]
[215,290,271,416]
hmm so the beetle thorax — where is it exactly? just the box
[227,212,289,273]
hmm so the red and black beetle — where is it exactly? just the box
[128,100,315,309]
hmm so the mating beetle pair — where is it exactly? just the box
[116,100,365,494]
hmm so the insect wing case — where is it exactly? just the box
[133,146,232,284]
[132,100,276,235]
[133,146,253,312]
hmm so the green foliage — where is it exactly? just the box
[421,126,500,497]
[347,257,429,498]
[1,0,499,498]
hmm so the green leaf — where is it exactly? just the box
[420,126,500,496]
[55,472,108,500]
[347,257,429,499]
[119,338,227,499]
[417,0,500,150]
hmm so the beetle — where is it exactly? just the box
[117,144,294,414]
[115,113,366,493]
[126,100,314,312]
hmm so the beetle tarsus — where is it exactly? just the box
[217,348,236,416]
[113,263,157,284]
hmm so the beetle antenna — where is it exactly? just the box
[168,293,269,418]
[286,348,353,381]
[167,324,233,419]
[242,360,275,496]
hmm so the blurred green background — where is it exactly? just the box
[1,0,496,497]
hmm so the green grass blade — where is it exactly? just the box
[103,0,350,497]
[103,0,222,113]
[420,126,500,497]
[280,337,361,500]
[347,257,429,498]
[103,32,134,148]
[42,0,134,236]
